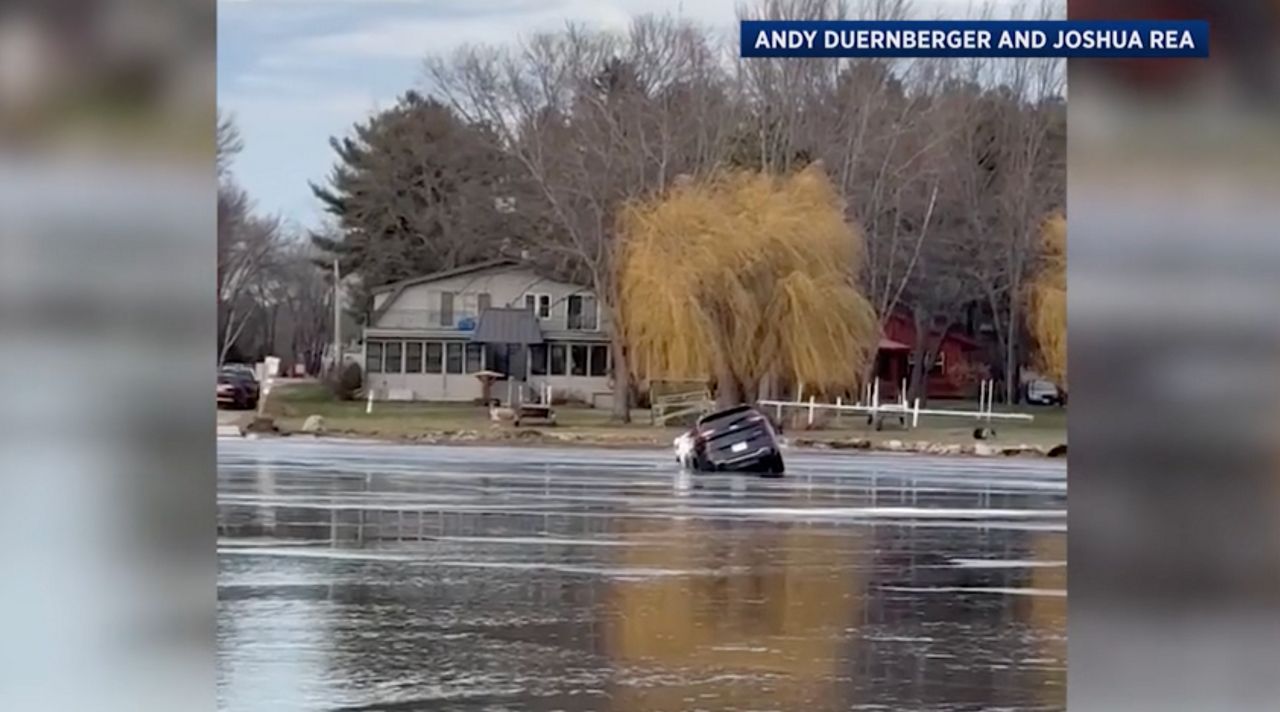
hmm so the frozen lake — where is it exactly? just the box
[218,440,1066,712]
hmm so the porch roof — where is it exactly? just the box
[878,337,912,352]
[471,308,544,345]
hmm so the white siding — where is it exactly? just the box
[366,371,485,402]
[375,266,610,334]
[364,372,610,404]
[365,264,614,403]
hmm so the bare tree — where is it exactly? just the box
[980,58,1065,402]
[217,109,243,180]
[829,57,953,329]
[736,1,991,398]
[901,227,982,404]
[734,0,846,173]
[253,240,335,374]
[217,186,282,365]
[932,1,1065,401]
[428,16,735,421]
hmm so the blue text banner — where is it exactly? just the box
[740,20,1209,58]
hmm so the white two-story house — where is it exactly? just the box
[362,258,614,407]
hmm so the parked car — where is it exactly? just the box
[1025,379,1063,406]
[217,367,260,410]
[674,405,785,477]
[222,362,259,381]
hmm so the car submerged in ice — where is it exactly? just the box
[674,405,785,477]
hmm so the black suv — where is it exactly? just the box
[677,405,785,476]
[216,366,260,410]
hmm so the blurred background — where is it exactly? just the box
[0,1,214,711]
[1068,0,1280,710]
[1,0,1279,710]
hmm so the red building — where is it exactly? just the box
[876,312,985,400]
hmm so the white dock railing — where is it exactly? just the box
[757,379,1032,429]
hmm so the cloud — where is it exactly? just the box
[256,0,745,63]
[217,0,561,16]
[217,86,389,226]
[231,72,318,93]
[222,88,385,119]
[218,0,446,4]
[276,2,625,60]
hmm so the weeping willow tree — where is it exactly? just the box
[1026,213,1066,391]
[618,163,880,407]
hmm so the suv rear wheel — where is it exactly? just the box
[760,452,785,477]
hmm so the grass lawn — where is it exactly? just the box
[259,382,671,440]
[798,399,1068,448]
[250,383,1067,449]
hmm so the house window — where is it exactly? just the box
[366,341,384,373]
[466,343,485,373]
[425,342,443,374]
[406,342,423,373]
[529,344,548,376]
[909,351,946,377]
[567,295,598,331]
[570,344,588,376]
[589,345,609,377]
[445,342,463,374]
[440,292,454,326]
[385,341,403,373]
[478,292,491,313]
[549,344,567,376]
[524,293,551,319]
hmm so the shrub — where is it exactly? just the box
[327,361,363,401]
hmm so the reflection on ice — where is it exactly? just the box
[673,469,691,494]
[878,585,1068,597]
[218,441,1067,712]
[950,557,1068,569]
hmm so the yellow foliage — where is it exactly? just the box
[1027,213,1067,390]
[618,164,879,398]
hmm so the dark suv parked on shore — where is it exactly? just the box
[216,366,260,410]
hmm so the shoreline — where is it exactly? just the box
[227,420,1066,459]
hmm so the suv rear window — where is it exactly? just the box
[697,405,755,426]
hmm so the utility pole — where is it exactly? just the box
[332,258,342,374]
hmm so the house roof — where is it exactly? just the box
[470,307,544,345]
[878,338,911,352]
[882,310,984,351]
[944,330,980,349]
[369,258,520,295]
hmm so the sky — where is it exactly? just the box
[217,0,742,231]
[217,0,1030,231]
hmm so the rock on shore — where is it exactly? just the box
[290,423,1064,458]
